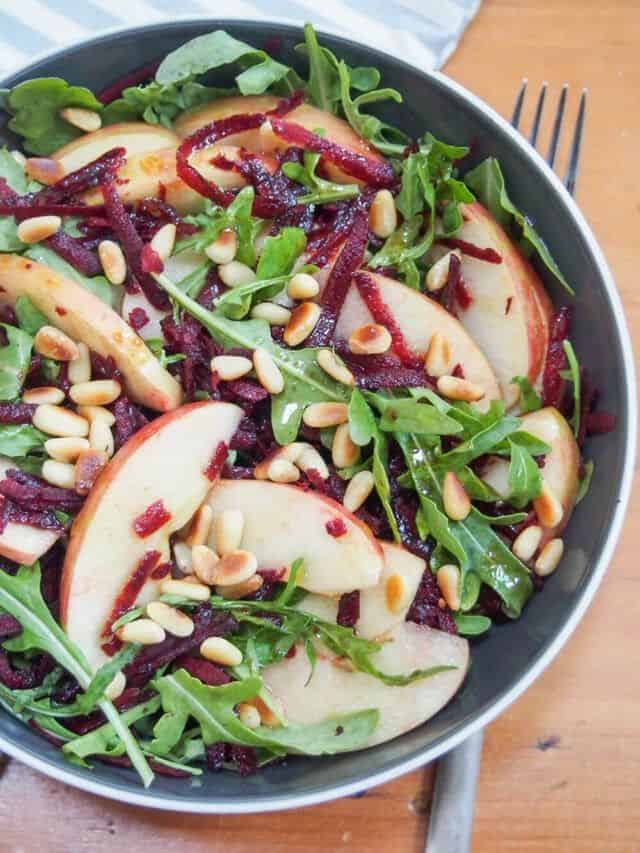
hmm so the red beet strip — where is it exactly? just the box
[33,147,125,205]
[97,61,159,104]
[439,237,502,264]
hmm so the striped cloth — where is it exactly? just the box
[0,0,480,80]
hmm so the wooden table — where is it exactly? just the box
[1,2,639,850]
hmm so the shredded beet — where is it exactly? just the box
[440,237,502,264]
[406,569,457,634]
[173,655,231,686]
[111,396,149,449]
[326,517,348,538]
[0,469,83,513]
[0,403,36,424]
[542,306,572,407]
[133,500,171,538]
[0,494,66,535]
[205,742,258,776]
[337,591,360,627]
[0,613,21,639]
[140,243,164,274]
[97,62,159,104]
[34,148,125,205]
[44,230,102,277]
[161,312,217,399]
[586,410,617,435]
[128,306,149,332]
[0,649,54,690]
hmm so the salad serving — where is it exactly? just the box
[0,25,615,787]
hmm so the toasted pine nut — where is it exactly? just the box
[437,564,461,610]
[45,436,90,463]
[17,215,62,244]
[426,250,462,292]
[216,574,264,600]
[150,223,176,261]
[316,349,355,386]
[512,524,543,562]
[24,157,63,185]
[534,538,564,576]
[74,448,107,495]
[348,323,392,356]
[237,702,261,729]
[147,601,194,637]
[34,326,78,362]
[210,355,252,381]
[59,106,102,132]
[186,505,214,548]
[69,379,121,407]
[89,418,115,457]
[254,443,305,479]
[98,240,127,285]
[68,342,92,384]
[214,509,244,556]
[332,422,360,469]
[33,404,89,437]
[77,405,115,426]
[533,482,564,529]
[267,457,300,483]
[23,386,64,405]
[302,401,349,428]
[105,671,126,701]
[191,544,219,585]
[297,445,330,480]
[117,618,166,645]
[443,471,471,521]
[200,636,243,667]
[42,459,75,489]
[248,695,283,727]
[173,540,193,574]
[218,260,256,288]
[160,578,210,601]
[287,272,320,301]
[10,149,27,168]
[250,302,292,326]
[385,572,410,614]
[215,550,258,587]
[437,375,485,403]
[425,332,452,378]
[284,302,322,346]
[205,229,237,265]
[369,189,397,239]
[258,119,279,150]
[253,348,284,394]
[343,470,375,512]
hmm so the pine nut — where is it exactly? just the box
[287,272,320,301]
[98,240,127,285]
[160,578,210,601]
[185,505,214,548]
[215,550,258,587]
[150,223,176,261]
[173,540,193,574]
[253,348,284,394]
[316,349,355,386]
[24,157,63,185]
[117,618,166,645]
[210,355,252,381]
[42,459,75,489]
[297,446,330,480]
[267,457,300,482]
[200,636,243,667]
[284,302,321,346]
[443,471,471,521]
[254,443,305,479]
[77,405,115,426]
[512,524,543,562]
[22,386,65,405]
[302,401,349,428]
[533,482,564,529]
[534,538,564,576]
[59,106,102,132]
[191,544,219,585]
[426,250,461,292]
[205,229,237,265]
[105,671,126,701]
[343,470,374,512]
[348,323,392,356]
[74,448,107,495]
[237,702,261,729]
[425,332,452,378]
[437,564,461,610]
[369,189,398,239]
[69,379,121,407]
[385,572,410,614]
[213,509,244,556]
[258,119,279,151]
[89,418,115,457]
[45,436,90,463]
[10,149,27,168]
[250,302,292,326]
[68,342,92,384]
[437,375,485,403]
[147,601,194,637]
[332,422,360,469]
[218,260,256,288]
[33,404,89,437]
[17,216,62,244]
[34,326,78,361]
[216,574,264,600]
[247,695,283,727]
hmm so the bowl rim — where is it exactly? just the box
[0,18,636,814]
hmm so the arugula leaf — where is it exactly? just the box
[63,697,161,761]
[348,388,377,446]
[256,227,307,280]
[75,643,140,715]
[559,339,581,437]
[102,80,232,128]
[0,324,32,401]
[14,296,48,335]
[456,466,501,502]
[576,459,594,504]
[512,375,542,413]
[282,150,359,205]
[275,558,304,607]
[215,275,290,321]
[0,147,28,194]
[0,424,46,458]
[434,415,521,472]
[464,157,573,295]
[507,440,543,508]
[453,613,492,636]
[336,61,404,155]
[24,246,115,307]
[297,23,341,113]
[374,396,463,436]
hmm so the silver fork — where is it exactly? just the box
[425,81,587,853]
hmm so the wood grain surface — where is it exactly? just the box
[1,1,639,851]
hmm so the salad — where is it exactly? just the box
[0,25,614,787]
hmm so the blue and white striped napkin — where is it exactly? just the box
[0,0,480,79]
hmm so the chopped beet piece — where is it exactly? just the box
[140,243,164,274]
[229,745,258,776]
[452,363,465,379]
[0,469,83,512]
[0,649,54,690]
[173,655,231,685]
[232,152,303,218]
[586,410,617,435]
[219,380,269,405]
[204,441,229,481]
[0,403,36,424]
[542,307,572,407]
[43,230,101,276]
[0,613,21,639]
[133,501,171,537]
[406,569,457,634]
[337,591,360,627]
[128,306,149,332]
[161,312,216,399]
[326,517,348,537]
[439,237,502,264]
[206,743,227,771]
[111,396,149,449]
[0,494,66,535]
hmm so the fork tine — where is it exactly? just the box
[564,88,587,197]
[547,84,568,168]
[511,79,528,128]
[529,82,548,146]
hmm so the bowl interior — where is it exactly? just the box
[0,20,634,812]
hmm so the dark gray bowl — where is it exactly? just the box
[0,20,635,812]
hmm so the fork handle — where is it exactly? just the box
[425,729,484,853]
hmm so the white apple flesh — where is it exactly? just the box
[0,458,62,564]
[52,122,180,174]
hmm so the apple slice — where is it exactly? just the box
[263,621,469,748]
[335,271,502,404]
[0,457,62,564]
[0,254,181,412]
[481,406,580,542]
[60,401,243,669]
[52,122,180,175]
[206,479,383,595]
